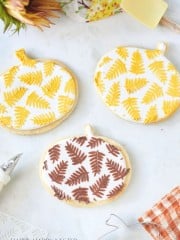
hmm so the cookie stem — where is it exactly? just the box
[156,42,167,55]
[85,124,94,137]
[15,49,35,65]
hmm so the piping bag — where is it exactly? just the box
[0,153,22,192]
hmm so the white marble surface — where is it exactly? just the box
[0,2,180,239]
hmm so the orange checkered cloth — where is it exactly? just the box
[138,186,180,240]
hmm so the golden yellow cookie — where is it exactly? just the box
[40,125,131,207]
[0,49,78,134]
[94,43,180,124]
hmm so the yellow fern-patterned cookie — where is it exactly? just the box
[94,43,180,123]
[0,49,78,134]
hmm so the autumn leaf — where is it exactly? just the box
[26,92,50,109]
[90,175,110,198]
[116,47,128,60]
[130,50,145,74]
[65,166,89,186]
[42,76,61,98]
[49,160,68,184]
[123,97,140,121]
[72,136,87,146]
[72,187,89,204]
[19,71,43,85]
[48,144,60,163]
[44,61,55,76]
[4,87,27,106]
[106,159,130,181]
[52,185,71,201]
[65,142,87,165]
[142,83,163,104]
[167,74,180,98]
[87,137,104,148]
[89,151,105,176]
[106,82,120,106]
[32,112,56,126]
[107,183,124,198]
[106,59,127,80]
[106,144,120,157]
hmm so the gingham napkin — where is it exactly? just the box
[138,186,180,240]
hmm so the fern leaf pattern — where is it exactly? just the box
[65,166,89,186]
[163,100,180,115]
[44,61,55,76]
[89,151,105,176]
[149,61,167,83]
[125,78,147,93]
[87,137,104,148]
[144,106,158,124]
[0,116,11,127]
[26,92,50,109]
[41,135,130,204]
[72,187,89,203]
[123,98,140,121]
[106,59,127,80]
[142,83,163,104]
[19,71,43,85]
[33,112,56,126]
[0,104,6,113]
[167,63,177,72]
[99,56,112,67]
[106,82,120,106]
[90,175,110,198]
[64,78,76,94]
[106,159,130,181]
[107,183,124,198]
[65,142,87,165]
[4,87,27,106]
[42,76,61,98]
[167,74,180,97]
[58,96,74,114]
[14,106,29,128]
[145,50,161,59]
[93,46,180,124]
[43,160,48,170]
[4,66,19,87]
[0,54,78,131]
[73,136,87,146]
[48,144,60,163]
[49,161,68,184]
[116,47,128,59]
[106,144,120,157]
[130,51,145,74]
[52,185,71,200]
[94,72,105,94]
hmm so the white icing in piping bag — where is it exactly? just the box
[0,153,22,192]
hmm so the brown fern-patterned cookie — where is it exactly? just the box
[0,49,78,135]
[40,125,131,206]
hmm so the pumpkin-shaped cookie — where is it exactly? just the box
[94,43,180,124]
[40,125,131,206]
[0,49,78,134]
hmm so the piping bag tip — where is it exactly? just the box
[1,153,23,176]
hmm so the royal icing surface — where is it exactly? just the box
[41,136,130,204]
[94,46,180,123]
[0,49,77,131]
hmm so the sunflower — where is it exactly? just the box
[0,0,61,32]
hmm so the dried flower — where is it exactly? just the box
[0,0,61,32]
